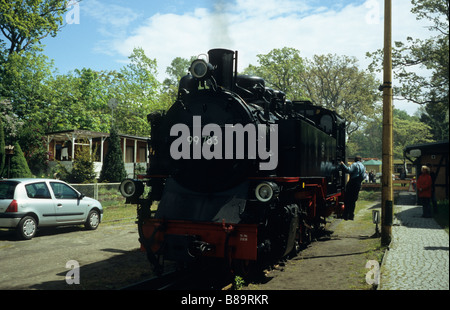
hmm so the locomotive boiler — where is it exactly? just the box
[120,49,347,275]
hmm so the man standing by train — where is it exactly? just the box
[340,156,366,220]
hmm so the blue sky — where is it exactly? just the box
[36,0,436,114]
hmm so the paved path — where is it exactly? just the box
[379,192,449,290]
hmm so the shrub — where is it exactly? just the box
[69,142,96,183]
[7,141,32,178]
[99,127,127,182]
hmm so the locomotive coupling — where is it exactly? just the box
[189,240,215,257]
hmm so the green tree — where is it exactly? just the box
[0,50,56,174]
[0,0,68,56]
[161,56,196,108]
[7,141,32,178]
[367,0,449,140]
[45,68,112,133]
[301,54,381,136]
[347,114,383,159]
[18,120,49,176]
[108,47,160,136]
[393,116,434,158]
[0,98,23,143]
[418,101,448,141]
[69,142,96,183]
[242,47,307,100]
[0,48,54,120]
[163,56,194,89]
[348,109,434,159]
[0,116,5,176]
[99,127,127,182]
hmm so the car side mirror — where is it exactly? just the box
[78,193,85,200]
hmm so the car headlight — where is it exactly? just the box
[255,182,279,202]
[119,179,144,199]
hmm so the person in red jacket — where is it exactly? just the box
[417,165,433,218]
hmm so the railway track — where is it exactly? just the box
[120,224,337,290]
[120,261,233,290]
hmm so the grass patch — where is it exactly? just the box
[359,190,381,202]
[352,196,386,290]
[101,204,137,224]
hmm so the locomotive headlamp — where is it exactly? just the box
[119,179,144,199]
[190,59,213,79]
[255,182,279,202]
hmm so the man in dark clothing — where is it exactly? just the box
[340,156,366,220]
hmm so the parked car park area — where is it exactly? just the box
[0,221,150,289]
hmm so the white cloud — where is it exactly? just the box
[82,0,141,29]
[100,0,435,114]
[81,0,141,55]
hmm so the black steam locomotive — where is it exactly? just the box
[120,49,346,275]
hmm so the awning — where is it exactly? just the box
[363,159,382,166]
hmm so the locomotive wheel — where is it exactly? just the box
[288,229,302,258]
[299,223,312,248]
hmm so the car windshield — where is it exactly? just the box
[0,181,19,199]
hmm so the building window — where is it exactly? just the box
[139,147,147,163]
[126,146,134,163]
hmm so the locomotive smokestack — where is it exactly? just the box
[208,49,236,91]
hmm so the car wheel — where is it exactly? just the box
[85,210,100,230]
[17,216,37,240]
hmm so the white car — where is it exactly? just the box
[0,178,103,240]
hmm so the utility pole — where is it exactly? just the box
[381,0,393,246]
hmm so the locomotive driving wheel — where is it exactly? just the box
[299,220,313,248]
[288,226,303,258]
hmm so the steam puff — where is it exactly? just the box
[210,0,233,47]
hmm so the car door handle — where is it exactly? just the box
[57,203,63,207]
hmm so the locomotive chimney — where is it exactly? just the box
[207,49,236,91]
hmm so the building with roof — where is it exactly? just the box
[45,130,149,179]
[404,140,449,200]
[362,159,382,174]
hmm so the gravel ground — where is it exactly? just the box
[244,201,383,290]
[0,222,153,290]
[1,201,384,291]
